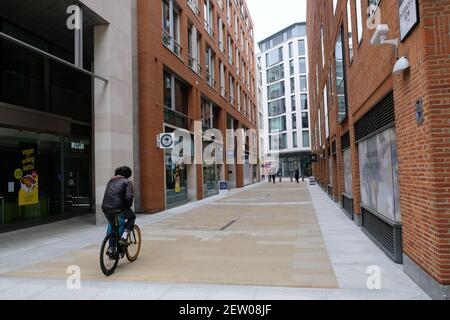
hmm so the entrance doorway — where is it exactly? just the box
[64,156,92,213]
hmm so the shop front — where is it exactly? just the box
[0,127,92,230]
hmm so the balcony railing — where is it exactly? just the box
[162,29,182,59]
[187,0,200,16]
[188,56,202,75]
[220,86,226,97]
[204,21,214,38]
[206,73,216,88]
[164,107,191,130]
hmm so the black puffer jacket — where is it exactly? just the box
[101,176,134,213]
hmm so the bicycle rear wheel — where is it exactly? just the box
[100,234,119,276]
[126,225,142,262]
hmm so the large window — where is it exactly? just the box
[269,133,288,150]
[266,47,283,67]
[347,0,354,62]
[205,46,215,87]
[268,98,286,117]
[300,76,307,92]
[162,0,181,56]
[335,26,348,122]
[301,94,308,110]
[299,57,307,74]
[266,64,284,84]
[269,116,287,133]
[356,0,364,44]
[298,40,306,56]
[302,131,310,148]
[301,112,309,129]
[267,81,285,100]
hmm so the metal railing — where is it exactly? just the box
[187,0,200,16]
[162,29,182,58]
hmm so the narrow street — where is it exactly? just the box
[0,181,429,300]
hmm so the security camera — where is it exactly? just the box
[393,56,410,75]
[370,24,390,46]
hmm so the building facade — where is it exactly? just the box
[307,0,450,299]
[137,0,259,212]
[0,0,135,231]
[257,23,312,178]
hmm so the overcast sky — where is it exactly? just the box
[246,0,307,52]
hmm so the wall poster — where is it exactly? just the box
[358,127,401,223]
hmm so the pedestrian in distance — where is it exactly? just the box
[295,168,300,184]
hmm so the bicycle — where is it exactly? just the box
[99,214,142,276]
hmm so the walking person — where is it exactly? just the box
[294,167,300,184]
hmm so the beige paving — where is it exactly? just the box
[6,182,338,288]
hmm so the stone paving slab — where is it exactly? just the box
[4,182,338,289]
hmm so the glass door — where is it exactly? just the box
[64,156,92,213]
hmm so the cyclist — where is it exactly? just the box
[102,166,136,247]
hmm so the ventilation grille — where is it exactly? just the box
[342,194,354,220]
[341,132,350,150]
[362,208,403,263]
[355,91,395,142]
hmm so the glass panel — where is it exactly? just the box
[298,40,305,56]
[266,64,284,84]
[299,58,307,74]
[267,81,285,100]
[300,76,307,92]
[269,116,286,133]
[336,27,348,122]
[268,98,286,117]
[302,131,310,148]
[266,47,283,67]
[301,94,308,110]
[302,112,309,128]
[0,128,67,226]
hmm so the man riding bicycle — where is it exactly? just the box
[102,166,136,247]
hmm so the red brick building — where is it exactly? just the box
[137,0,259,212]
[307,0,450,299]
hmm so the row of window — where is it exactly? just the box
[314,0,380,149]
[164,69,257,128]
[269,131,310,150]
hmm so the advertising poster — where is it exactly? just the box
[17,144,39,206]
[174,165,180,193]
[358,128,401,222]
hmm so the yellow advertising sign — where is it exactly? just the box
[174,165,181,193]
[19,175,39,206]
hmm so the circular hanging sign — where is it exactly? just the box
[160,133,174,148]
[14,169,23,180]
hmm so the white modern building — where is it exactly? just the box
[257,23,311,177]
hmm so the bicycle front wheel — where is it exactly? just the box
[126,225,142,262]
[100,234,119,276]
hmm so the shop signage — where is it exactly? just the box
[309,154,319,162]
[174,165,181,193]
[18,144,39,206]
[158,133,175,149]
[71,141,85,151]
[399,0,419,41]
[219,181,229,195]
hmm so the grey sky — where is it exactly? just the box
[246,0,307,52]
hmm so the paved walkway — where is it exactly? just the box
[0,181,430,300]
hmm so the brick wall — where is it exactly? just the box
[308,0,450,285]
[137,0,258,212]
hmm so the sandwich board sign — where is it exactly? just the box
[219,181,229,195]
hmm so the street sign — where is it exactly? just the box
[219,181,229,195]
